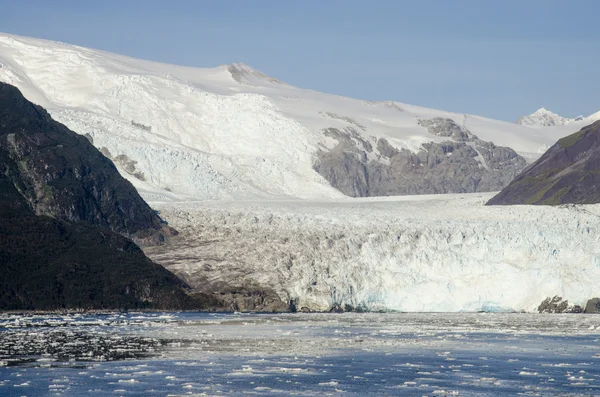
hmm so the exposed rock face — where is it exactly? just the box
[100,147,146,182]
[0,148,195,311]
[488,120,600,205]
[314,128,371,197]
[0,82,200,310]
[585,298,600,313]
[419,117,471,140]
[537,296,582,313]
[227,62,284,85]
[538,296,569,313]
[0,83,172,243]
[214,289,289,312]
[314,118,527,197]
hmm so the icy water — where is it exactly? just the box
[1,312,600,396]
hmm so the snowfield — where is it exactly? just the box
[146,193,600,313]
[0,32,591,200]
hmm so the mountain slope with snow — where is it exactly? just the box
[517,107,600,134]
[516,108,581,127]
[1,33,599,313]
[0,33,585,200]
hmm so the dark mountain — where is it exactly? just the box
[487,121,600,205]
[0,82,174,244]
[0,83,201,310]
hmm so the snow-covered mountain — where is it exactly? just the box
[517,107,600,128]
[2,33,599,313]
[516,108,579,127]
[0,33,585,201]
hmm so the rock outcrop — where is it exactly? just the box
[0,82,173,244]
[488,120,600,205]
[537,296,600,314]
[585,298,600,313]
[314,118,527,197]
[537,296,582,313]
[0,83,200,311]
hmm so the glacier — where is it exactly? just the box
[145,193,600,313]
[1,33,600,313]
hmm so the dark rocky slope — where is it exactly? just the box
[0,83,173,244]
[488,120,600,205]
[0,83,200,310]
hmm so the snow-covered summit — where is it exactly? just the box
[0,32,585,200]
[586,110,600,123]
[516,107,600,128]
[516,107,574,127]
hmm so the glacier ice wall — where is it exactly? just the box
[147,194,600,312]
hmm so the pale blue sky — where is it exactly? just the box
[1,0,598,121]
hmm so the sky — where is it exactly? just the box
[1,0,598,122]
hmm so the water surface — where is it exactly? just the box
[1,312,599,396]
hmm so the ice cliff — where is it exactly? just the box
[145,194,600,313]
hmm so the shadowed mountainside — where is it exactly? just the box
[0,82,174,245]
[488,120,600,205]
[0,83,204,310]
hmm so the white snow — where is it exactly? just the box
[517,107,575,127]
[148,193,600,313]
[517,107,600,131]
[0,32,587,200]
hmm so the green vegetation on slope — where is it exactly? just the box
[558,128,586,149]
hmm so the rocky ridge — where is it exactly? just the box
[537,296,600,314]
[0,82,173,245]
[488,120,600,205]
[0,83,201,311]
[314,117,527,197]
